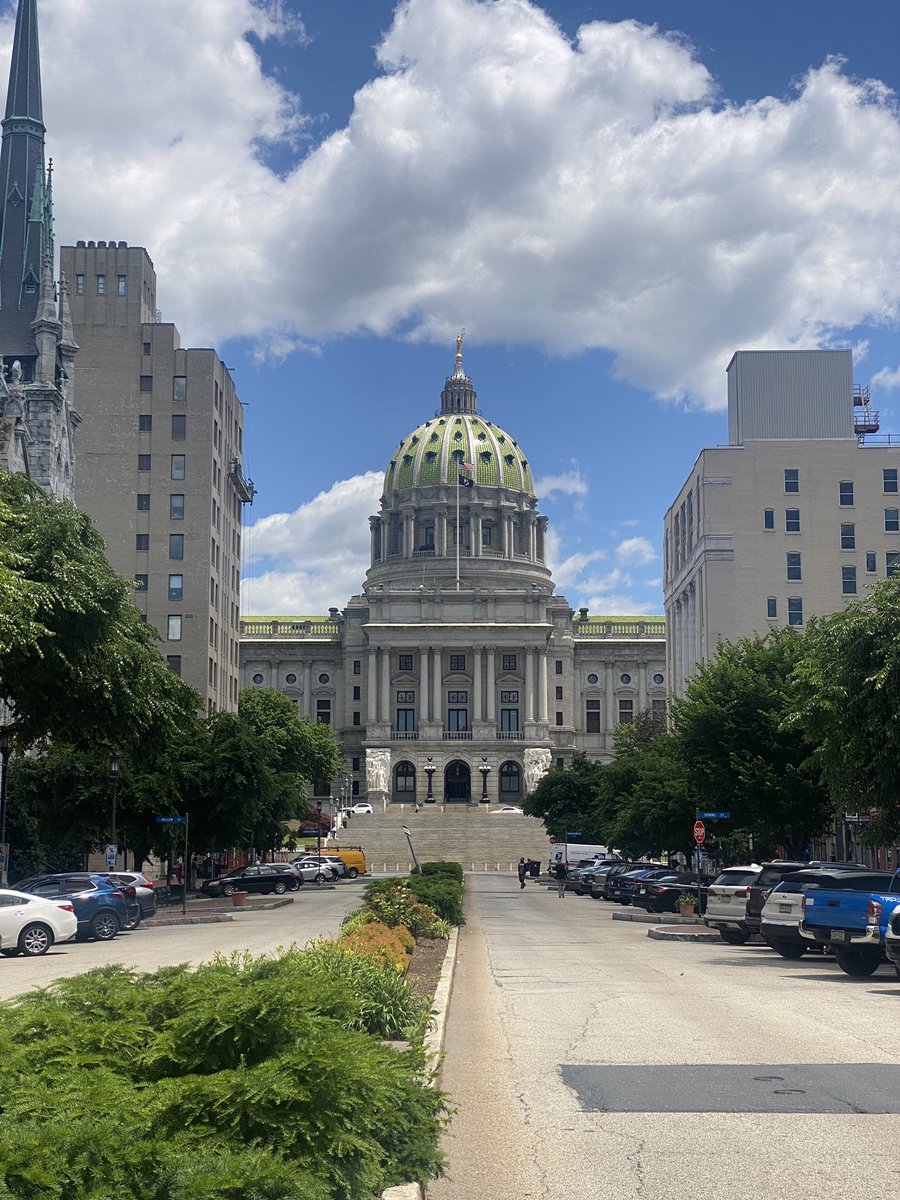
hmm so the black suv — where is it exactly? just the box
[200,864,301,898]
[746,860,865,934]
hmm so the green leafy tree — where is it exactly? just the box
[791,577,900,843]
[675,627,832,857]
[599,722,693,859]
[522,752,608,842]
[0,472,199,749]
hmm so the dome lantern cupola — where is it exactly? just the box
[440,328,478,415]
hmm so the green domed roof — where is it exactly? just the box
[384,413,534,496]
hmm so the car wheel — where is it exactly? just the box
[90,911,120,941]
[288,879,300,891]
[591,892,602,900]
[273,880,287,895]
[315,872,327,884]
[222,884,235,897]
[123,912,141,932]
[719,930,751,946]
[347,867,359,879]
[18,923,54,957]
[773,942,807,959]
[835,948,881,977]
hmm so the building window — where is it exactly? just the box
[396,708,415,731]
[652,673,665,685]
[500,690,519,704]
[395,761,416,793]
[586,699,601,733]
[396,690,415,703]
[500,708,519,732]
[500,762,521,794]
[555,711,564,726]
[866,551,877,573]
[318,673,330,685]
[352,780,360,796]
[252,673,265,685]
[839,480,854,506]
[134,574,148,592]
[316,699,331,725]
[763,508,775,530]
[555,660,563,674]
[887,552,900,577]
[117,275,126,296]
[617,699,633,724]
[423,526,434,548]
[842,565,857,595]
[886,508,900,533]
[167,615,182,641]
[586,672,599,685]
[785,509,801,533]
[96,274,106,294]
[168,574,183,601]
[139,375,152,393]
[166,655,182,676]
[787,597,803,626]
[651,698,667,716]
[135,533,149,552]
[450,654,466,672]
[143,341,151,355]
[502,654,517,672]
[169,534,184,560]
[136,493,150,511]
[482,524,492,546]
[171,454,185,480]
[173,376,187,403]
[555,685,563,700]
[448,708,468,732]
[398,653,413,672]
[75,274,84,295]
[353,660,361,675]
[138,414,152,432]
[766,597,777,619]
[840,523,856,550]
[171,414,187,441]
[884,468,898,494]
[447,690,468,704]
[284,673,297,685]
[353,685,361,700]
[352,757,360,771]
[619,673,632,685]
[170,494,185,520]
[556,757,565,769]
[352,711,361,726]
[137,454,151,471]
[786,552,802,581]
[784,468,799,493]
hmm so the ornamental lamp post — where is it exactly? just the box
[425,757,435,804]
[316,799,323,860]
[0,722,11,887]
[108,752,120,869]
[479,757,490,804]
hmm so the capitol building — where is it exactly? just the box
[239,342,665,805]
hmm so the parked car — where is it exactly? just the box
[799,869,900,975]
[631,873,713,913]
[572,862,612,896]
[884,904,900,979]
[704,865,762,944]
[0,889,78,957]
[591,862,645,900]
[564,865,596,893]
[745,860,865,936]
[14,873,129,941]
[106,871,158,919]
[201,864,304,898]
[607,867,670,905]
[759,868,869,958]
[490,806,524,815]
[293,854,347,878]
[289,860,338,884]
[348,803,373,815]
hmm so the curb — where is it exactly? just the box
[383,926,459,1200]
[647,926,722,942]
[147,914,235,927]
[613,911,702,925]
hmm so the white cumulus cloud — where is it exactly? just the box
[534,467,589,500]
[615,536,657,565]
[18,0,900,409]
[872,366,900,392]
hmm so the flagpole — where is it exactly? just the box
[456,466,460,591]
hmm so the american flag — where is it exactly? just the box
[460,461,474,473]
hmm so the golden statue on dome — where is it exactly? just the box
[455,327,466,364]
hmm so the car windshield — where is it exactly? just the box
[757,864,806,888]
[713,869,758,886]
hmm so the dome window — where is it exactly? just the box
[480,451,492,462]
[477,432,487,441]
[430,432,439,441]
[453,431,463,441]
[403,454,414,465]
[498,435,506,444]
[411,435,419,445]
[425,451,437,462]
[504,453,515,465]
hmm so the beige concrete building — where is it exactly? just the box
[60,241,254,712]
[665,349,900,697]
[240,343,666,805]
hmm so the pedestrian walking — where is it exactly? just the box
[517,857,527,889]
[553,859,567,898]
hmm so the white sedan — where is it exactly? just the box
[0,889,78,957]
[490,805,524,815]
[348,803,373,815]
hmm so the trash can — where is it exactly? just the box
[528,860,540,878]
[232,890,249,908]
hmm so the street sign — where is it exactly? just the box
[156,816,186,824]
[548,836,557,845]
[402,825,411,837]
[566,831,582,837]
[698,811,731,820]
[693,820,706,844]
[105,844,117,869]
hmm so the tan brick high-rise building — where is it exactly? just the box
[60,241,254,711]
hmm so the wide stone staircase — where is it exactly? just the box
[326,804,551,874]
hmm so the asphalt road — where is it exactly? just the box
[0,885,363,1001]
[429,875,900,1200]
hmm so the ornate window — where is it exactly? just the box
[397,690,415,703]
[448,691,468,704]
[500,762,521,794]
[500,690,518,703]
[394,761,416,793]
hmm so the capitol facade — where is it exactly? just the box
[239,343,666,805]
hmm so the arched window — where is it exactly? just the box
[500,761,521,794]
[394,761,416,794]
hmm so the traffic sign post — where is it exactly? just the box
[693,820,706,844]
[155,815,189,914]
[105,844,118,870]
[698,811,731,820]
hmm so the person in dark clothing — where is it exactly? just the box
[517,858,527,889]
[553,859,568,898]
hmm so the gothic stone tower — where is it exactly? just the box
[0,0,78,498]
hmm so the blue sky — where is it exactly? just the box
[10,0,900,616]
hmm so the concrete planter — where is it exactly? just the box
[232,891,249,908]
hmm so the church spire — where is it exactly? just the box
[0,0,50,361]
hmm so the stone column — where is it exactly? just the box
[367,651,378,722]
[432,649,442,727]
[638,657,647,714]
[473,511,482,556]
[369,516,380,564]
[380,648,390,726]
[473,648,483,722]
[538,651,548,722]
[529,517,537,561]
[303,660,312,720]
[486,650,496,722]
[420,649,430,722]
[381,515,390,561]
[470,515,478,557]
[606,662,616,733]
[437,510,447,557]
[525,651,535,722]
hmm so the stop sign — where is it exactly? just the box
[693,820,706,844]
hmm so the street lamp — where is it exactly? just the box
[479,757,490,804]
[108,752,120,869]
[316,799,323,860]
[0,723,11,887]
[425,757,435,804]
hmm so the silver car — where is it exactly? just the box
[704,865,761,945]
